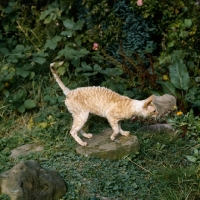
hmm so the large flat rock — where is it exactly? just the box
[76,128,140,160]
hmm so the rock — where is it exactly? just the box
[76,128,140,160]
[0,160,66,200]
[10,143,44,159]
[142,124,175,132]
[152,94,176,116]
[140,124,177,138]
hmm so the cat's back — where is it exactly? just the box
[68,86,127,101]
[66,86,132,117]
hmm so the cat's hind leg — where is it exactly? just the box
[70,112,89,146]
[79,129,93,138]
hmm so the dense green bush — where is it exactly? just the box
[76,0,158,96]
[130,0,200,112]
[0,0,199,114]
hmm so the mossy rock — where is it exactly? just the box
[76,128,140,160]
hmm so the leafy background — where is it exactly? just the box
[0,0,200,199]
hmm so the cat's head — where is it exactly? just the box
[142,95,158,118]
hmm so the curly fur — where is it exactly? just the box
[50,63,158,146]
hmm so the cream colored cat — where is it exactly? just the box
[50,62,158,146]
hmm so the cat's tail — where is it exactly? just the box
[50,62,70,96]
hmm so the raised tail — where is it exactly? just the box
[50,62,70,96]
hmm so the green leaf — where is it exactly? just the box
[44,36,62,50]
[82,72,98,76]
[17,105,25,113]
[169,59,190,91]
[81,62,92,71]
[124,91,135,97]
[184,19,192,28]
[186,155,197,163]
[179,30,188,38]
[193,148,199,156]
[33,57,46,65]
[15,45,24,51]
[16,68,29,78]
[24,100,36,109]
[44,13,55,24]
[63,19,75,30]
[71,58,80,68]
[44,39,57,50]
[74,20,85,30]
[157,81,176,96]
[4,6,13,14]
[167,41,174,48]
[93,64,102,72]
[58,95,65,103]
[61,30,73,37]
[100,68,123,76]
[58,46,89,59]
[0,47,9,55]
[23,63,32,70]
[57,67,66,75]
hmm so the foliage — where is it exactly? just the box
[1,0,199,114]
[0,108,200,199]
[131,0,200,54]
[0,194,10,200]
[0,0,91,114]
[157,50,200,111]
[127,0,200,112]
[0,1,200,199]
[76,0,157,96]
[167,108,200,140]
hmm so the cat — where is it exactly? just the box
[50,62,158,146]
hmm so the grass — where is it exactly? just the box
[0,104,200,200]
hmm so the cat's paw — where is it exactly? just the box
[110,135,116,141]
[121,131,130,137]
[80,141,87,146]
[84,133,93,138]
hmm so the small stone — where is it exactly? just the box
[10,143,44,159]
[76,128,140,160]
[152,94,176,116]
[144,124,175,132]
[140,124,177,138]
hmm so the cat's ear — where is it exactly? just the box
[143,95,153,108]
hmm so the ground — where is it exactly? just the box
[0,109,200,200]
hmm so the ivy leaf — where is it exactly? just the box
[24,100,36,109]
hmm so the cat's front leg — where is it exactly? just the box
[107,118,119,141]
